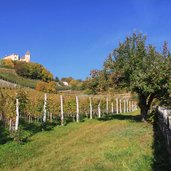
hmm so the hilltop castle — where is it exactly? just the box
[3,51,31,63]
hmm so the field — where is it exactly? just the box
[1,111,169,171]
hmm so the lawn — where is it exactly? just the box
[0,112,168,171]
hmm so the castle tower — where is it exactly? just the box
[25,51,30,62]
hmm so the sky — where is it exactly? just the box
[0,0,171,80]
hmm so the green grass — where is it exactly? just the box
[0,68,38,88]
[0,112,160,171]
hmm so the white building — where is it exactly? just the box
[20,51,30,62]
[3,51,31,63]
[3,54,19,61]
[63,81,69,86]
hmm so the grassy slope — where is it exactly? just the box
[0,68,38,88]
[0,112,154,171]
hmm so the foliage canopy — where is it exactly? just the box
[104,33,171,120]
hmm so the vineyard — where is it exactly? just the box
[0,88,137,135]
[1,88,171,170]
[0,68,38,89]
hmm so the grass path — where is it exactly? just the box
[0,112,154,171]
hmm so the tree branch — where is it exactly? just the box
[147,93,155,109]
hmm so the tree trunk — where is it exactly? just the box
[138,93,154,122]
[140,106,149,121]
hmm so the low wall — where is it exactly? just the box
[156,106,171,163]
[0,79,18,88]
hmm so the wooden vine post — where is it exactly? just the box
[43,93,47,123]
[60,95,64,125]
[15,97,19,131]
[135,102,137,110]
[123,99,126,113]
[111,102,114,114]
[116,98,119,114]
[126,99,129,112]
[50,113,53,123]
[76,96,79,122]
[98,101,101,118]
[106,97,109,114]
[9,118,12,132]
[119,99,122,113]
[89,97,93,119]
[129,101,131,112]
[131,101,134,112]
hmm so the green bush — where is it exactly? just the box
[11,128,30,144]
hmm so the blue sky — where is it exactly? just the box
[0,0,171,79]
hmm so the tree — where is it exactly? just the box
[61,77,73,83]
[14,61,53,81]
[15,62,29,77]
[82,70,109,94]
[36,81,48,92]
[41,68,53,82]
[55,76,59,82]
[1,59,14,68]
[70,79,82,90]
[36,81,57,93]
[16,89,28,115]
[97,70,109,92]
[104,33,171,121]
[0,90,15,126]
[46,81,58,93]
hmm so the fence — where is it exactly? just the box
[156,106,171,163]
[157,106,171,145]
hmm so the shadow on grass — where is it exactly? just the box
[15,119,59,144]
[0,121,12,144]
[152,114,171,171]
[18,115,86,143]
[0,115,87,145]
[65,114,85,126]
[20,119,58,134]
[98,113,141,122]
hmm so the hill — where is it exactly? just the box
[0,68,38,89]
[0,59,56,90]
[0,111,168,171]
